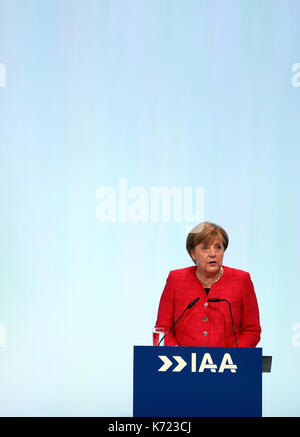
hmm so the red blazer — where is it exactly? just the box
[155,265,261,347]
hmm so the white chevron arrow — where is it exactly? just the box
[158,355,187,372]
[158,355,173,372]
[172,355,187,372]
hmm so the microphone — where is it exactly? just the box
[207,298,238,347]
[186,297,200,309]
[157,297,200,346]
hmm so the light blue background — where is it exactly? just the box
[0,0,300,416]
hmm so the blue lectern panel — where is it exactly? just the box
[133,346,262,417]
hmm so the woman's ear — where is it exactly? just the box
[191,250,197,264]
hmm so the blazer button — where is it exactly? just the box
[203,316,208,322]
[204,302,208,308]
[203,331,208,336]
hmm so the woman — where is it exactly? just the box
[155,222,261,347]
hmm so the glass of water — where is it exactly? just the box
[153,327,165,346]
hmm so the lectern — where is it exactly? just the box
[133,346,263,417]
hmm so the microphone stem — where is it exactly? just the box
[157,308,188,346]
[226,301,238,347]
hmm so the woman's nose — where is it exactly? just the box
[209,247,216,256]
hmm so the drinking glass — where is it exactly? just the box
[153,327,165,346]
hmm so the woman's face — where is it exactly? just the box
[191,235,225,276]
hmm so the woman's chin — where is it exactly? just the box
[205,264,221,276]
[207,263,219,270]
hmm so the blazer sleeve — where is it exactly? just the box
[155,272,179,346]
[237,273,262,347]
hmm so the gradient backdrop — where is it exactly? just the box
[0,0,300,416]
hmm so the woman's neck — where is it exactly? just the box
[195,266,223,285]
